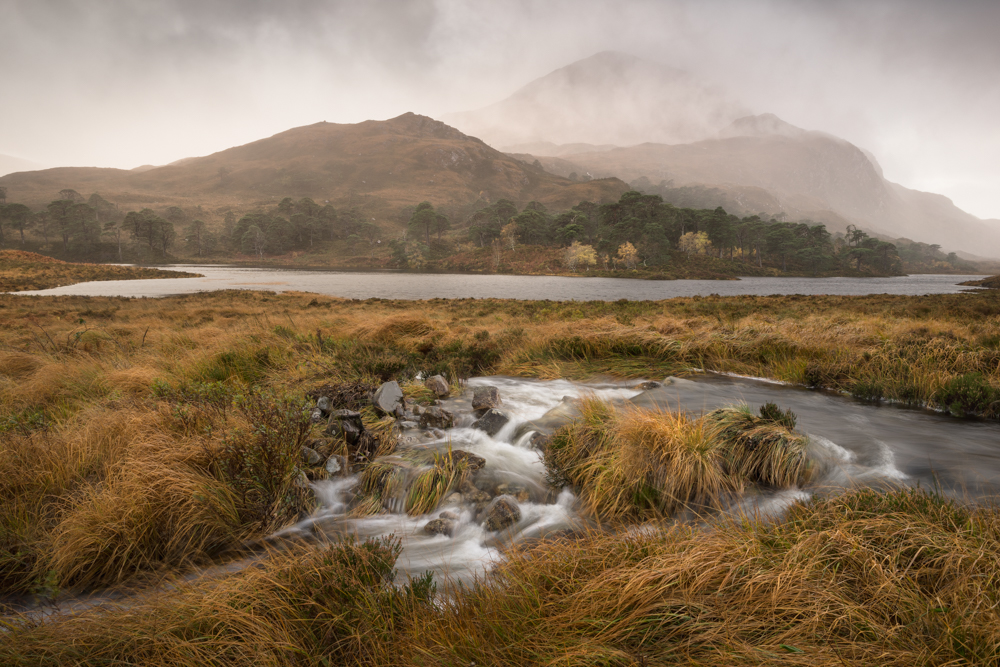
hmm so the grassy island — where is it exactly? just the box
[0,250,201,292]
[2,289,1000,665]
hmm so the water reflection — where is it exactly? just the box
[9,265,985,300]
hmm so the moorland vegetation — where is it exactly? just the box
[2,289,1000,664]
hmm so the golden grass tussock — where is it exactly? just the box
[405,451,467,516]
[546,398,737,520]
[5,489,1000,666]
[0,351,42,378]
[706,402,809,487]
[546,398,811,522]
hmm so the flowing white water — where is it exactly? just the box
[286,373,1000,584]
[10,373,1000,620]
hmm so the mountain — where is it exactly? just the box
[0,153,44,177]
[516,114,1000,256]
[0,114,627,214]
[443,51,748,150]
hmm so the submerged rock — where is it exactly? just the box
[419,406,454,429]
[495,482,530,503]
[425,374,450,398]
[439,510,459,521]
[472,385,502,411]
[472,409,508,436]
[451,450,486,471]
[635,381,662,390]
[483,495,521,532]
[460,476,491,506]
[373,380,404,416]
[324,455,345,476]
[528,432,550,451]
[423,517,455,537]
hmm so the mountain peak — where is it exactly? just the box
[719,113,807,138]
[443,52,748,149]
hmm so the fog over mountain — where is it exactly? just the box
[1,0,998,244]
[443,52,748,149]
[0,154,43,177]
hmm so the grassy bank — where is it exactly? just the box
[4,288,1000,425]
[2,288,1000,663]
[0,250,200,292]
[3,488,999,666]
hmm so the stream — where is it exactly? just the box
[9,373,998,619]
[286,373,1000,585]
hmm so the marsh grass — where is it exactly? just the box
[405,450,467,516]
[546,399,807,521]
[4,488,1000,666]
[707,402,808,487]
[3,289,1000,660]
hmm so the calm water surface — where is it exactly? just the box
[10,265,987,300]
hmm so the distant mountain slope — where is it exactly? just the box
[518,114,1000,256]
[0,153,44,177]
[0,114,627,213]
[443,51,748,149]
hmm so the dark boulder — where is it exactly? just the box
[419,406,454,430]
[472,385,502,411]
[483,495,521,532]
[472,408,508,436]
[451,450,486,471]
[425,374,450,398]
[326,409,364,446]
[423,517,455,537]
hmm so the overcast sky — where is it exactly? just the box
[2,0,998,218]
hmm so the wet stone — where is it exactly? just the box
[495,482,530,503]
[425,374,450,398]
[451,450,486,471]
[373,380,404,416]
[423,518,455,537]
[528,432,550,451]
[472,409,509,436]
[419,406,454,429]
[472,385,502,411]
[439,510,459,521]
[635,381,662,390]
[326,409,364,446]
[483,495,521,532]
[325,455,345,475]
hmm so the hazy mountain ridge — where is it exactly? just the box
[449,52,998,257]
[0,113,628,213]
[0,153,45,177]
[444,51,748,148]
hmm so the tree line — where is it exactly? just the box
[393,191,905,275]
[0,191,391,263]
[0,186,973,277]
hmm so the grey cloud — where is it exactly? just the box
[0,0,997,218]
